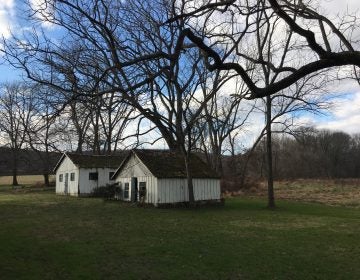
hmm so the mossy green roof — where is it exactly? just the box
[54,153,126,171]
[133,149,220,179]
[67,153,126,169]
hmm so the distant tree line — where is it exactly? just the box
[231,128,360,181]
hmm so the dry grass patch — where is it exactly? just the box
[0,175,55,186]
[253,179,360,207]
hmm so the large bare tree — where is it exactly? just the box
[0,82,36,185]
[1,0,359,201]
[1,0,226,202]
[168,0,360,98]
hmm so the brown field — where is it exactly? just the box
[0,175,55,186]
[253,179,360,208]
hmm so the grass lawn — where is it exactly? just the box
[0,189,359,279]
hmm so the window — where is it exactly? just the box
[139,182,146,201]
[109,172,115,180]
[139,182,146,193]
[124,183,129,199]
[89,172,98,180]
[59,174,63,182]
[70,172,75,181]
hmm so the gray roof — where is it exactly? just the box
[53,152,127,172]
[114,149,220,179]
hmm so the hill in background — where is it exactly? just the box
[0,147,61,176]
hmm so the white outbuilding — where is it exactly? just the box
[112,149,221,205]
[54,153,125,196]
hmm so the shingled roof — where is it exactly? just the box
[54,152,127,172]
[115,149,220,179]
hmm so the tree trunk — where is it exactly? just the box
[76,136,83,153]
[239,154,250,188]
[238,131,266,188]
[43,173,50,187]
[11,149,19,186]
[12,172,18,186]
[214,148,223,176]
[184,155,195,203]
[170,145,195,203]
[216,156,223,176]
[266,95,275,208]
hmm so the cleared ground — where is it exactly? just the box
[0,175,55,186]
[0,187,359,279]
[252,179,360,208]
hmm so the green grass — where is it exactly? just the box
[0,191,359,279]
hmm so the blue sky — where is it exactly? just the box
[1,0,360,138]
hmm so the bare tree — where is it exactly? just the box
[235,1,333,207]
[85,91,135,155]
[248,127,360,179]
[25,85,62,186]
[0,82,36,186]
[196,73,255,175]
[1,0,226,202]
[1,0,356,202]
[168,0,360,98]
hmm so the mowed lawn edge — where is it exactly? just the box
[0,191,359,280]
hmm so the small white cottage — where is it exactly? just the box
[54,153,125,196]
[112,149,221,205]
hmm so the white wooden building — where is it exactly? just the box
[54,153,125,196]
[112,149,221,205]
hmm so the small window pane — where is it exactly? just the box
[70,173,75,181]
[124,183,129,199]
[139,182,146,190]
[139,182,146,199]
[89,172,98,180]
[59,174,63,182]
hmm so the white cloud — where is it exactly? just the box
[29,0,55,28]
[0,0,15,39]
[321,0,360,15]
[316,91,360,134]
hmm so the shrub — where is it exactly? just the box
[221,177,260,197]
[91,183,122,200]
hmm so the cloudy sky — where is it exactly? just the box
[316,0,360,135]
[1,0,360,141]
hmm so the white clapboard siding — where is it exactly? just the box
[115,153,158,203]
[114,151,221,205]
[116,176,158,203]
[56,154,118,196]
[193,179,221,201]
[117,154,153,178]
[157,178,220,203]
[55,156,79,196]
[137,176,157,204]
[78,168,117,194]
[157,178,187,204]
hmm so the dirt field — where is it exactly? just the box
[0,175,55,186]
